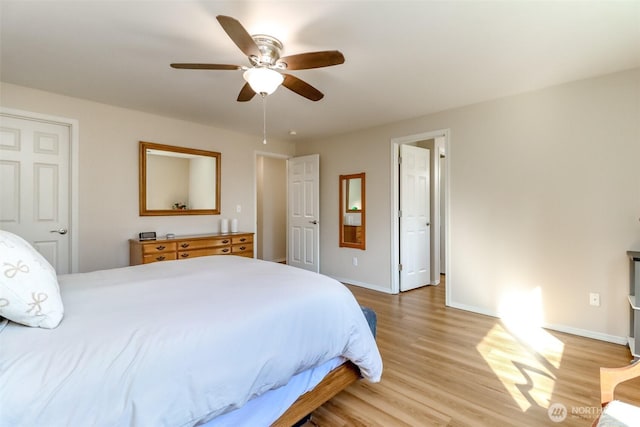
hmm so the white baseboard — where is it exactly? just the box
[448,302,497,318]
[542,323,627,345]
[448,301,627,345]
[330,276,394,294]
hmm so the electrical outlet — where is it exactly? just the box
[236,204,241,213]
[352,257,358,266]
[589,293,600,307]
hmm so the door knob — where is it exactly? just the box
[309,220,319,225]
[49,228,68,235]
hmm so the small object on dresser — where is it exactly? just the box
[231,218,238,233]
[220,218,229,233]
[166,233,175,239]
[138,231,156,241]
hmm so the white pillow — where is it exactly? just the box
[0,230,64,328]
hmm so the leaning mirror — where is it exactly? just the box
[139,141,221,216]
[339,172,366,250]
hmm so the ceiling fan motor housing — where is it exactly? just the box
[250,35,284,68]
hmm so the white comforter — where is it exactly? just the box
[0,256,382,427]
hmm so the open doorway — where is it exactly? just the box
[390,130,449,296]
[255,153,287,263]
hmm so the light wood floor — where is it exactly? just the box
[307,277,640,426]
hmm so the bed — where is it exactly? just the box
[0,231,382,427]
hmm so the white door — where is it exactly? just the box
[287,154,320,273]
[0,114,72,273]
[399,144,430,291]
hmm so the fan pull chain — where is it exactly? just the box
[262,93,267,144]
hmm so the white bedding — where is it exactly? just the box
[0,256,382,427]
[203,356,343,427]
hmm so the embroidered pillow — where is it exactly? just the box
[0,230,64,328]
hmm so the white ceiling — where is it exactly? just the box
[1,1,639,142]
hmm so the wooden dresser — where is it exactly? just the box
[129,232,254,266]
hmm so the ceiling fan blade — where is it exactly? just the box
[277,50,345,70]
[216,15,261,59]
[237,82,256,102]
[170,63,241,70]
[282,74,324,101]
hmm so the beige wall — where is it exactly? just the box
[0,82,295,272]
[297,128,392,291]
[297,68,640,342]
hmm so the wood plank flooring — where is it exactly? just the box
[307,277,640,426]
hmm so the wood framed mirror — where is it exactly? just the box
[139,141,221,216]
[339,172,365,250]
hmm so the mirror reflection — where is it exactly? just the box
[139,141,221,216]
[346,178,362,212]
[339,173,366,250]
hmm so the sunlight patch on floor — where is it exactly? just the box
[476,287,565,412]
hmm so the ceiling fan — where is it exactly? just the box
[170,15,345,102]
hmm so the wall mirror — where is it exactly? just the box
[339,172,366,250]
[139,141,221,216]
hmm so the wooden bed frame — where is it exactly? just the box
[271,361,361,426]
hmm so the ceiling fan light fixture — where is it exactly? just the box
[243,67,284,95]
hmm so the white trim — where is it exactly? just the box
[544,324,627,346]
[449,301,627,345]
[330,276,394,294]
[0,107,80,273]
[443,133,452,308]
[390,129,451,296]
[389,142,399,293]
[447,301,498,318]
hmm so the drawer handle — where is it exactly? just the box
[239,238,247,242]
[181,243,190,248]
[239,246,246,250]
[181,253,190,258]
[156,256,166,261]
[222,239,230,244]
[156,245,166,251]
[222,248,230,253]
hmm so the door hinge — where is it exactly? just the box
[399,263,403,271]
[398,210,402,218]
[398,155,402,165]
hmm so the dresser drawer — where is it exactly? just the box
[142,242,177,254]
[178,247,229,259]
[176,239,224,251]
[143,252,178,263]
[232,242,253,254]
[212,237,233,246]
[232,235,253,244]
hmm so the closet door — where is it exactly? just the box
[0,112,73,273]
[287,154,319,273]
